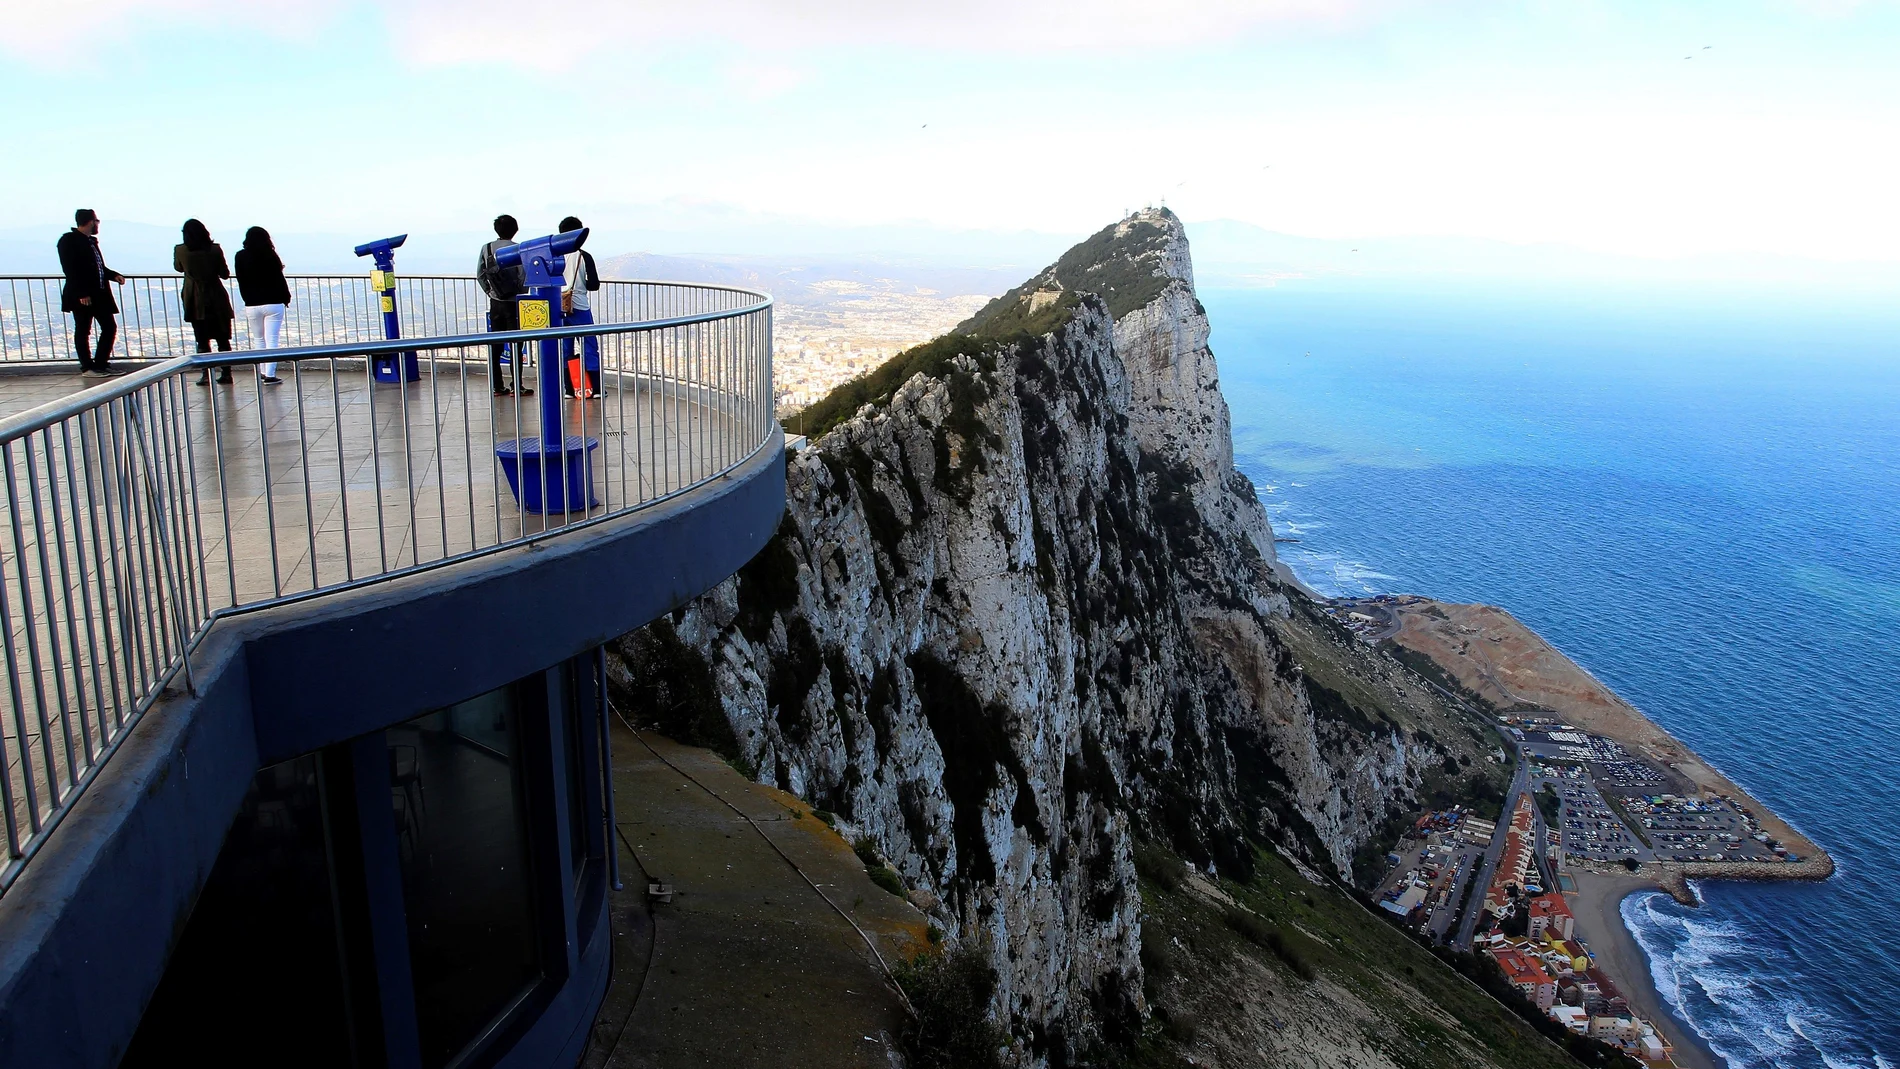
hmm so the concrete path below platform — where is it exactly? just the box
[582,717,929,1069]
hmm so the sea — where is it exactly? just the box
[1205,281,1900,1069]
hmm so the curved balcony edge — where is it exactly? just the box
[0,431,787,1069]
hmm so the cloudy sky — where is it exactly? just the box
[4,0,1898,268]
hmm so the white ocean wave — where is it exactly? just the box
[1623,892,1889,1069]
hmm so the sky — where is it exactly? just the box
[3,0,1899,278]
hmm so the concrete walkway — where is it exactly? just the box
[583,719,929,1069]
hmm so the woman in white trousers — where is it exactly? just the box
[245,303,284,380]
[234,227,290,384]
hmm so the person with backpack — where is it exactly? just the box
[557,215,602,399]
[478,214,531,396]
[234,226,290,385]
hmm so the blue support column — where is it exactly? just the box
[354,234,419,384]
[492,231,600,514]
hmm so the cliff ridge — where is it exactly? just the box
[609,210,1530,1064]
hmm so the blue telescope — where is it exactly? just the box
[353,234,417,383]
[492,228,599,514]
[352,234,408,259]
[492,228,586,290]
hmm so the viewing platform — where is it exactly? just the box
[0,268,788,1069]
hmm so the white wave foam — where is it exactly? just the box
[1622,892,1885,1069]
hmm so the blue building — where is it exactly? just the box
[0,271,783,1067]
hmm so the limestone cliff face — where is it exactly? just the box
[608,210,1443,1058]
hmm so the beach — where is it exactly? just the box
[1567,868,1722,1069]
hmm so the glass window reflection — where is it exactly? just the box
[388,685,542,1069]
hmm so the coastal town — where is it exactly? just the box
[769,282,990,416]
[1377,791,1680,1064]
[1361,593,1833,1069]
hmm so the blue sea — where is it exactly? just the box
[1205,282,1900,1069]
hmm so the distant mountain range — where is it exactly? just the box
[7,215,1894,307]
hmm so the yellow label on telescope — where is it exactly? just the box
[370,270,393,290]
[380,296,394,313]
[518,299,551,330]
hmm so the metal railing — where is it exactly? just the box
[2,274,769,368]
[0,280,773,894]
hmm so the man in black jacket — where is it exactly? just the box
[57,209,127,376]
[478,214,531,396]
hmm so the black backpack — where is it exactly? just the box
[478,243,524,300]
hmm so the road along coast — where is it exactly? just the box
[1366,596,1833,1068]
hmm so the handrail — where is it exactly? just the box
[0,273,768,368]
[0,278,775,894]
[0,297,771,442]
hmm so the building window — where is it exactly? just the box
[388,682,544,1069]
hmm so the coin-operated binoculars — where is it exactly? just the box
[492,229,600,514]
[353,234,419,383]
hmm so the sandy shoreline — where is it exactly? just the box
[1568,868,1723,1069]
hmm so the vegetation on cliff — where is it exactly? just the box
[790,210,1185,440]
[1136,840,1585,1069]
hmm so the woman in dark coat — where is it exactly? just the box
[234,226,291,384]
[175,218,234,385]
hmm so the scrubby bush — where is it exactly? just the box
[1155,1004,1198,1044]
[1223,907,1273,946]
[869,864,906,898]
[1223,908,1317,981]
[895,946,1008,1069]
[1133,840,1187,893]
[850,834,906,896]
[1140,924,1178,982]
[1265,929,1318,982]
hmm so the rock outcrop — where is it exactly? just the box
[608,210,1493,1061]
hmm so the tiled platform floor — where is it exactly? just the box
[0,358,757,864]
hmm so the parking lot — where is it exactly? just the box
[1534,766,1651,865]
[1375,809,1495,942]
[1516,718,1794,866]
[1617,793,1789,863]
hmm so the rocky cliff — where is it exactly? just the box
[608,210,1507,1061]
